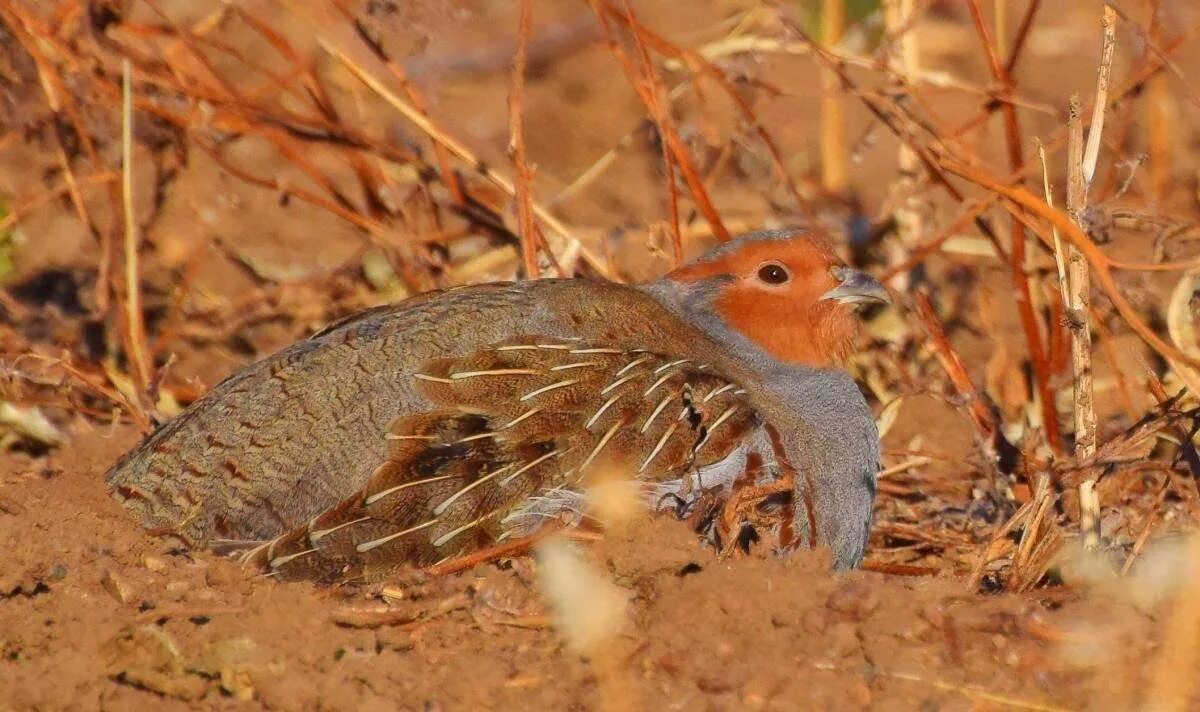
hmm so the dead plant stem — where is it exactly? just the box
[121,59,153,413]
[1069,4,1117,550]
[967,0,1060,453]
[820,0,846,192]
[884,0,930,289]
[508,0,540,278]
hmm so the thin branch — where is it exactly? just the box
[820,0,847,192]
[966,0,1060,452]
[1082,6,1117,189]
[121,59,153,416]
[587,0,730,241]
[1065,96,1099,549]
[508,0,540,279]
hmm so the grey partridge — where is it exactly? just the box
[106,229,888,583]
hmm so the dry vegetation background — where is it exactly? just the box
[3,0,1200,709]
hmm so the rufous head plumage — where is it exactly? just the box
[663,230,889,368]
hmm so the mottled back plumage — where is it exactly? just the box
[106,230,884,582]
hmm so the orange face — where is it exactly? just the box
[667,233,887,368]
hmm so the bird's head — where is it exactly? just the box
[650,229,889,369]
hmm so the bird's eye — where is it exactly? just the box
[756,262,791,285]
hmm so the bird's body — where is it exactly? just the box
[106,230,886,582]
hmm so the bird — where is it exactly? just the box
[105,228,888,584]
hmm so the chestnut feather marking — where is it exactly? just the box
[640,393,675,434]
[707,405,739,434]
[356,518,440,553]
[499,448,562,487]
[364,474,456,506]
[519,379,578,402]
[432,463,517,515]
[309,515,371,543]
[585,392,623,429]
[578,418,626,474]
[600,373,638,396]
[450,368,542,379]
[640,421,679,473]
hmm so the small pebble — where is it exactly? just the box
[101,569,136,604]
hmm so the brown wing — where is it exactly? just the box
[241,338,768,583]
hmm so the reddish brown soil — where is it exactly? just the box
[3,0,1200,709]
[0,428,1170,710]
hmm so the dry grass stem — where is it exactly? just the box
[120,59,153,417]
[883,0,930,289]
[588,0,730,243]
[820,0,846,193]
[535,537,633,711]
[508,0,540,278]
[966,0,1059,453]
[1066,4,1118,550]
[1082,6,1117,188]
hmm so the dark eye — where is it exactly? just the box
[756,262,790,285]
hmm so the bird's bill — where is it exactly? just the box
[821,268,890,305]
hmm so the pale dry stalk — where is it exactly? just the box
[820,0,846,192]
[508,0,540,278]
[120,59,153,411]
[883,0,931,289]
[1067,5,1116,550]
[1065,97,1099,549]
[1025,138,1067,586]
[1082,6,1117,189]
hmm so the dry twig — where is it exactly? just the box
[507,0,540,278]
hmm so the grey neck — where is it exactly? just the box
[640,276,879,569]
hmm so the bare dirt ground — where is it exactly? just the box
[3,0,1200,709]
[0,429,1173,711]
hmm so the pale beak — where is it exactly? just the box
[821,266,891,305]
